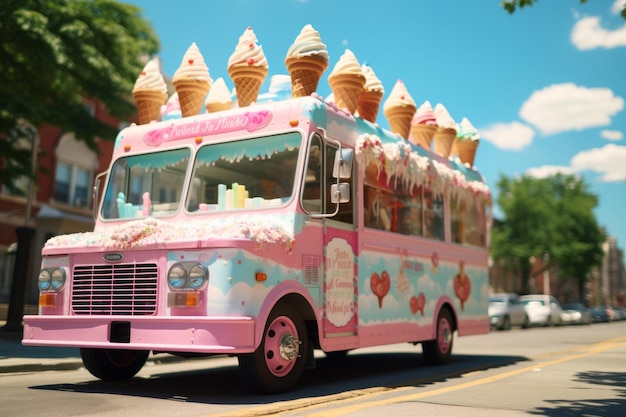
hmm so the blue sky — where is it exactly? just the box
[128,0,626,257]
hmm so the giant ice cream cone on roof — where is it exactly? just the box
[411,125,437,149]
[204,77,233,113]
[410,100,437,149]
[173,42,212,117]
[433,103,457,158]
[285,24,329,96]
[132,58,168,124]
[228,27,269,107]
[357,64,384,123]
[327,49,365,114]
[383,80,416,139]
[455,117,481,166]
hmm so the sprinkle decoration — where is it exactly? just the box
[356,133,491,205]
[45,215,296,252]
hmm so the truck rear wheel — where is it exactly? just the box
[238,304,308,394]
[422,308,454,365]
[80,348,149,381]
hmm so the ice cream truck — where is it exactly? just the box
[23,95,491,393]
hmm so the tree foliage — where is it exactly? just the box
[491,174,605,298]
[502,0,626,19]
[0,0,159,192]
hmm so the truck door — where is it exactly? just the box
[302,135,358,338]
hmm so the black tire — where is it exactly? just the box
[238,304,308,394]
[80,348,149,381]
[324,350,350,360]
[501,316,511,331]
[521,315,530,329]
[422,308,454,365]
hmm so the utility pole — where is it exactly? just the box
[1,127,38,332]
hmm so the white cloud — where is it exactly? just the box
[571,16,626,50]
[570,144,626,181]
[526,165,575,179]
[480,121,535,150]
[612,0,626,15]
[519,83,624,135]
[601,129,624,141]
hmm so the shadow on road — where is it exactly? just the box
[528,371,626,417]
[30,351,528,405]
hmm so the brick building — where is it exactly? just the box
[0,99,121,319]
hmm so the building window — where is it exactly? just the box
[54,162,92,208]
[54,132,98,209]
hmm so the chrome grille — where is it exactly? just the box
[72,263,158,315]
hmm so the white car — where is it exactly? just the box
[519,294,563,326]
[489,293,529,330]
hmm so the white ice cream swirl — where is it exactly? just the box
[228,27,268,68]
[383,80,416,112]
[362,64,384,93]
[285,24,329,61]
[133,59,167,94]
[173,42,212,82]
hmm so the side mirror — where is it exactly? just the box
[92,171,107,221]
[330,183,350,203]
[332,148,353,179]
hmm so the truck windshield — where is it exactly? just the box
[186,132,301,212]
[101,148,191,220]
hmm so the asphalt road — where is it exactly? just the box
[1,321,625,417]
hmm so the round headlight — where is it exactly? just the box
[38,269,51,291]
[188,263,208,289]
[167,263,187,289]
[50,268,66,291]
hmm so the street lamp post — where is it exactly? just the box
[543,252,550,295]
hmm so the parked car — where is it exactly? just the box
[519,294,563,326]
[560,303,591,325]
[489,293,529,330]
[613,307,626,321]
[589,306,612,323]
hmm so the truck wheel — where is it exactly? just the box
[80,348,148,381]
[238,304,308,394]
[422,308,454,365]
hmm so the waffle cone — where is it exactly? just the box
[357,90,383,123]
[328,73,366,114]
[228,64,268,108]
[456,139,480,166]
[205,102,232,113]
[384,105,416,139]
[410,124,437,149]
[173,78,210,117]
[285,55,328,96]
[433,127,457,158]
[291,80,307,98]
[133,90,167,124]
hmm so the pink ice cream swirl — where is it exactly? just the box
[412,100,437,126]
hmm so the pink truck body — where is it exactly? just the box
[23,96,491,392]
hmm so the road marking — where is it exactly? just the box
[206,335,626,417]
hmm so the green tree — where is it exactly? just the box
[491,174,604,298]
[0,0,160,192]
[491,175,557,294]
[502,0,626,19]
[548,175,605,301]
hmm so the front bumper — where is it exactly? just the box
[23,315,256,354]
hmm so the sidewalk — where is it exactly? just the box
[0,321,197,374]
[0,322,83,373]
